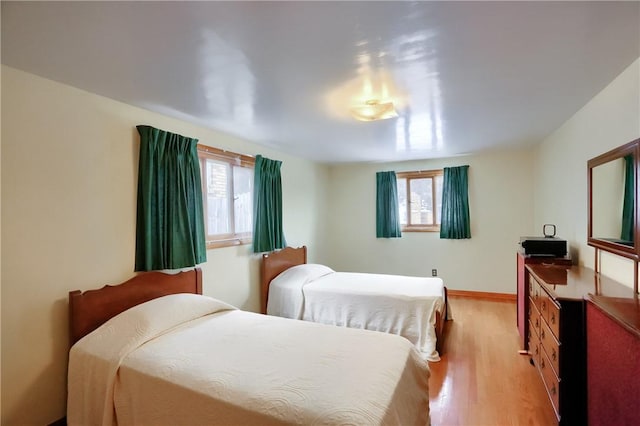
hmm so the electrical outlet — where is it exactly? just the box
[432,269,437,276]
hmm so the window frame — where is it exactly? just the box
[397,169,443,232]
[197,144,255,249]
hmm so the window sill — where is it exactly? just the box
[206,238,252,250]
[401,226,440,233]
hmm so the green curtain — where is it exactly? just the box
[253,155,286,252]
[440,165,471,239]
[135,125,206,271]
[376,171,402,238]
[621,154,634,243]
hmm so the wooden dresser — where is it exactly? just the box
[525,264,637,425]
[527,264,586,425]
[516,252,572,351]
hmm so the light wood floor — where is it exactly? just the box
[428,296,557,426]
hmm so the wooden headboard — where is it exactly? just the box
[260,246,307,314]
[69,268,202,345]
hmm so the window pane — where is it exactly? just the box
[205,159,230,235]
[435,175,443,225]
[397,178,407,225]
[197,144,256,248]
[410,178,433,225]
[233,166,253,234]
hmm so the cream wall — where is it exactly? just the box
[324,148,534,294]
[533,58,640,288]
[0,66,329,425]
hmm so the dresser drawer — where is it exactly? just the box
[540,347,560,419]
[536,289,550,322]
[546,299,560,338]
[528,320,541,364]
[529,275,538,299]
[540,319,560,377]
[529,299,541,337]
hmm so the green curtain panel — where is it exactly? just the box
[376,171,402,238]
[135,125,206,271]
[440,165,471,239]
[621,154,634,243]
[253,155,286,252]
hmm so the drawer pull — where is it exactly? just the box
[535,319,539,328]
[541,358,545,369]
[552,348,557,361]
[551,313,556,324]
[541,301,546,310]
[535,346,539,355]
[551,384,557,395]
[541,329,545,340]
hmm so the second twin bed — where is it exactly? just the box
[261,246,449,361]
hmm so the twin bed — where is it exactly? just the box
[261,246,448,361]
[67,267,432,425]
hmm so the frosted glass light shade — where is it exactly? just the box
[350,99,398,121]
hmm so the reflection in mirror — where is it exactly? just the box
[591,156,634,246]
[588,138,639,261]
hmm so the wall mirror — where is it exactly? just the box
[588,138,640,260]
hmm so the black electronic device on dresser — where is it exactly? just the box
[520,237,567,256]
[520,224,568,257]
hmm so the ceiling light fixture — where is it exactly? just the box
[350,99,398,121]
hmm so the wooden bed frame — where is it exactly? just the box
[260,246,308,314]
[69,268,202,345]
[260,246,449,353]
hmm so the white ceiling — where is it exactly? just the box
[2,1,639,164]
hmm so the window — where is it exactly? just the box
[197,144,255,249]
[397,169,443,232]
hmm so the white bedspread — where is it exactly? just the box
[267,264,445,361]
[68,293,430,426]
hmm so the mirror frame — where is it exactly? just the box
[588,138,640,260]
